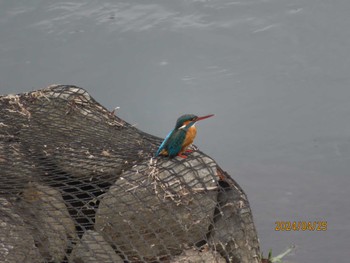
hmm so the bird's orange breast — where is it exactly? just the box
[181,126,197,152]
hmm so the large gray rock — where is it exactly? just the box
[208,168,261,263]
[0,197,44,263]
[18,183,78,262]
[69,230,124,263]
[170,248,226,263]
[95,152,219,261]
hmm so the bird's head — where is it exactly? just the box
[175,114,214,130]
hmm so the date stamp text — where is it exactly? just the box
[275,221,327,231]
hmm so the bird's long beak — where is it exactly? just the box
[196,114,214,121]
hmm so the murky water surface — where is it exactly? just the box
[1,1,349,262]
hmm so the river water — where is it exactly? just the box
[1,1,349,262]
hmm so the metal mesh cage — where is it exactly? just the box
[0,85,261,263]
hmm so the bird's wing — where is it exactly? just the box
[166,129,186,157]
[155,129,174,156]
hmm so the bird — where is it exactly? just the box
[155,114,214,158]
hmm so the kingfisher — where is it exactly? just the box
[155,114,214,158]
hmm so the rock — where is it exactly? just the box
[18,182,78,262]
[0,140,39,195]
[1,86,262,263]
[69,230,123,263]
[95,152,219,261]
[170,248,226,263]
[0,197,44,263]
[208,168,261,263]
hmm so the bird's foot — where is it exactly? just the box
[177,149,195,158]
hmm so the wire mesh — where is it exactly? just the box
[0,85,261,263]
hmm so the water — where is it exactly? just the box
[1,1,350,262]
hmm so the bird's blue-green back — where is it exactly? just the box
[155,119,196,157]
